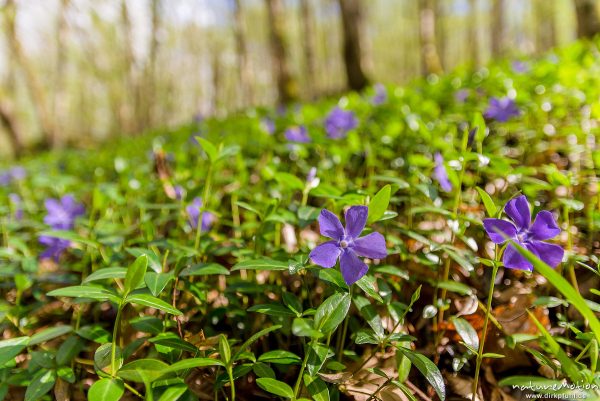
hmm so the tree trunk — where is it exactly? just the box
[0,100,24,158]
[4,0,56,148]
[419,0,443,75]
[142,0,161,128]
[54,0,70,147]
[491,0,506,57]
[120,0,140,134]
[300,0,316,98]
[574,0,600,39]
[469,0,480,67]
[233,0,254,107]
[265,0,298,105]
[535,0,556,51]
[337,0,369,91]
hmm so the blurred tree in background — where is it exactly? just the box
[0,0,598,157]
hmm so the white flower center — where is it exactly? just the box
[340,240,349,248]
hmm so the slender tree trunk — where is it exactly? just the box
[337,0,369,91]
[491,0,506,57]
[535,0,556,52]
[300,0,316,98]
[265,0,298,105]
[574,0,600,39]
[4,0,56,148]
[143,0,161,128]
[419,0,443,75]
[120,0,139,134]
[0,100,24,157]
[233,0,254,107]
[54,0,70,147]
[469,0,480,67]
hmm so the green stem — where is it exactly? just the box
[227,366,235,401]
[337,286,353,362]
[293,342,311,398]
[194,161,213,252]
[111,304,123,376]
[472,257,499,401]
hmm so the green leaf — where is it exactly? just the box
[130,316,163,335]
[256,378,294,399]
[475,187,497,218]
[436,280,472,296]
[248,303,297,317]
[304,374,330,401]
[232,258,288,271]
[117,359,170,383]
[83,268,127,283]
[0,337,30,367]
[512,241,600,344]
[95,343,121,372]
[125,293,182,316]
[124,255,148,296]
[395,347,445,401]
[368,185,391,223]
[149,333,197,353]
[56,336,84,366]
[144,271,173,297]
[232,325,282,362]
[197,137,218,162]
[156,383,187,401]
[527,310,584,383]
[315,292,351,334]
[29,325,73,346]
[450,317,479,351]
[88,378,124,401]
[162,358,224,374]
[283,292,303,316]
[292,318,323,339]
[356,275,383,303]
[353,296,384,338]
[219,335,231,364]
[24,369,56,401]
[180,263,229,276]
[307,342,330,377]
[258,350,301,365]
[47,286,121,304]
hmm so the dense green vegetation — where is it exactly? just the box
[2,39,600,400]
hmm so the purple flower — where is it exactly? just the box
[261,118,275,135]
[433,153,452,192]
[43,195,85,230]
[484,97,520,122]
[9,193,23,220]
[0,172,10,186]
[285,125,311,143]
[511,60,529,74]
[309,206,387,285]
[324,107,358,139]
[306,167,319,189]
[0,167,26,186]
[39,236,71,261]
[186,197,216,232]
[371,84,387,105]
[483,195,564,271]
[455,89,469,103]
[174,185,185,200]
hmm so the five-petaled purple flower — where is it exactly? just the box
[43,195,85,230]
[484,97,520,122]
[433,153,452,192]
[483,195,564,271]
[39,194,85,261]
[284,125,311,143]
[309,206,387,285]
[324,107,358,139]
[186,197,216,232]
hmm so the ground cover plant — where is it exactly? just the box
[2,38,600,401]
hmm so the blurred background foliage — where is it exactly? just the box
[0,0,598,157]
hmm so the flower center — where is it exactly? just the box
[340,240,349,248]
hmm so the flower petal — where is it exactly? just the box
[483,218,517,244]
[352,232,387,259]
[318,209,344,240]
[502,243,533,271]
[344,206,368,239]
[339,249,369,285]
[309,241,341,268]
[529,211,560,241]
[527,241,564,268]
[504,195,531,230]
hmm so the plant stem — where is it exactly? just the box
[293,341,311,398]
[227,366,236,401]
[194,161,213,252]
[472,258,499,401]
[111,304,123,376]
